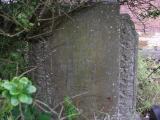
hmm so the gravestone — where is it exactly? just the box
[30,2,138,120]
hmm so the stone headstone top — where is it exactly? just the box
[30,2,138,120]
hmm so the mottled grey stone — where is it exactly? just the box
[118,14,138,120]
[30,3,138,120]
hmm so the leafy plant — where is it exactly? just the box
[137,56,160,113]
[0,76,37,119]
[0,0,37,31]
[39,113,52,120]
[12,105,52,120]
[64,96,80,120]
[0,76,36,106]
[0,36,28,79]
[3,104,52,120]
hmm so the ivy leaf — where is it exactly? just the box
[11,97,19,106]
[19,94,32,104]
[26,85,36,94]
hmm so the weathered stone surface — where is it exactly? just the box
[50,3,120,118]
[118,14,138,119]
[30,3,138,120]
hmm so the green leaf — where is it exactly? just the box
[64,96,80,120]
[39,113,52,120]
[29,23,34,27]
[2,91,10,97]
[19,94,32,104]
[19,77,29,85]
[11,97,19,106]
[9,88,20,95]
[2,81,13,90]
[10,52,20,61]
[12,77,19,81]
[26,85,36,94]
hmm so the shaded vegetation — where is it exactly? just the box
[0,36,28,79]
[137,56,160,113]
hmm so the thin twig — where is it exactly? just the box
[94,112,97,120]
[19,103,25,120]
[53,91,88,110]
[15,115,21,120]
[60,113,81,120]
[35,99,58,116]
[0,58,15,63]
[19,67,37,77]
[27,30,52,39]
[0,29,25,37]
[34,102,51,113]
[71,91,89,99]
[58,105,64,119]
[16,62,19,76]
[145,65,160,80]
[38,18,54,21]
[0,13,14,22]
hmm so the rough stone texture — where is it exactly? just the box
[30,3,138,120]
[50,3,120,119]
[118,15,138,119]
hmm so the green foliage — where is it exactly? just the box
[140,9,160,19]
[137,56,160,113]
[17,13,34,30]
[0,76,36,119]
[12,105,52,120]
[64,96,80,120]
[0,76,36,106]
[147,9,160,19]
[0,0,37,31]
[0,75,52,120]
[1,104,52,120]
[39,113,52,120]
[0,36,28,79]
